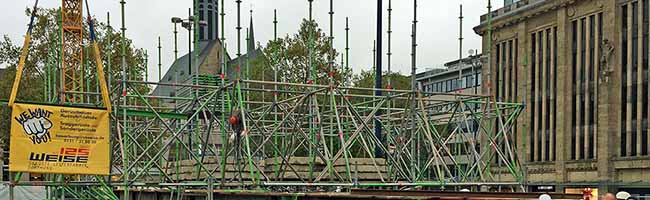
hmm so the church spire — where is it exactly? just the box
[248,9,255,53]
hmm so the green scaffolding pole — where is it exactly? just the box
[307,0,316,183]
[119,0,129,199]
[272,9,280,178]
[219,0,232,188]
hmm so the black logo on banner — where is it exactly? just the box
[14,108,54,145]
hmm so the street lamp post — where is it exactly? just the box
[171,11,207,156]
[171,17,182,61]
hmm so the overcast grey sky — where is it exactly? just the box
[2,0,503,82]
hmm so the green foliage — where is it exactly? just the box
[352,70,412,93]
[351,70,412,109]
[261,19,352,85]
[243,19,353,105]
[0,7,149,147]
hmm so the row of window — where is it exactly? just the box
[494,38,520,164]
[570,12,602,160]
[479,1,650,162]
[422,73,482,93]
[620,1,650,157]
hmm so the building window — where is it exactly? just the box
[199,10,205,40]
[494,38,519,163]
[529,26,558,162]
[621,4,628,157]
[208,10,214,40]
[531,32,537,162]
[620,1,650,157]
[640,0,650,155]
[570,12,602,160]
[440,81,444,92]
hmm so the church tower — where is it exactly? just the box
[198,0,218,41]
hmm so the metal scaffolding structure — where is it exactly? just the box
[108,79,526,192]
[5,0,528,199]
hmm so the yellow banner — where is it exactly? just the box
[9,103,110,175]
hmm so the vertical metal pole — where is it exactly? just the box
[235,0,244,186]
[219,0,228,187]
[386,0,393,181]
[486,0,494,183]
[158,36,162,81]
[375,0,383,157]
[184,8,193,156]
[194,0,199,96]
[207,177,214,200]
[373,41,376,72]
[328,2,335,180]
[308,0,314,83]
[346,17,350,84]
[410,0,418,183]
[188,8,192,74]
[387,0,392,84]
[9,183,13,200]
[487,0,492,97]
[237,0,242,80]
[106,11,115,189]
[173,23,178,60]
[119,0,129,199]
[456,3,464,181]
[329,0,334,85]
[171,20,180,175]
[219,0,226,180]
[459,4,464,82]
[307,0,315,182]
[273,9,279,176]
[144,50,148,82]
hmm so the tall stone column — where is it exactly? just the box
[555,6,569,192]
[598,0,618,193]
[515,21,529,185]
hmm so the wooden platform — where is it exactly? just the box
[163,156,389,181]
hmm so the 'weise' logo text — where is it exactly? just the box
[29,147,90,163]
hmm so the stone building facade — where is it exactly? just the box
[474,0,650,195]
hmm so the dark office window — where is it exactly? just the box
[496,43,501,100]
[621,4,629,157]
[643,0,649,155]
[499,41,512,102]
[588,15,596,159]
[632,2,640,157]
[530,33,537,162]
[553,27,558,161]
[545,29,551,161]
[512,38,519,150]
[571,20,578,160]
[537,31,543,162]
[579,18,586,159]
[509,40,514,102]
